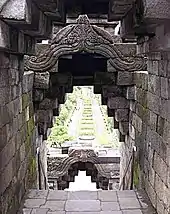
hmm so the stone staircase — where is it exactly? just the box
[21,189,156,214]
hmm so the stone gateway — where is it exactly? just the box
[0,1,170,214]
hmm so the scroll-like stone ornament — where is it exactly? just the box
[25,15,146,72]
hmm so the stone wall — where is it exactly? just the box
[140,53,170,214]
[121,51,170,214]
[0,52,37,214]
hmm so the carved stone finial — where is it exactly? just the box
[76,14,90,24]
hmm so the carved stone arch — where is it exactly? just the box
[51,158,110,190]
[48,150,120,190]
[30,14,147,142]
[49,157,111,179]
[24,14,146,72]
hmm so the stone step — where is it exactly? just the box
[21,190,156,214]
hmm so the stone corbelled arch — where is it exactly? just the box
[48,149,117,179]
[25,14,145,72]
[28,14,147,142]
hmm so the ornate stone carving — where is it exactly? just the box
[25,14,146,72]
[68,149,97,160]
[47,149,116,179]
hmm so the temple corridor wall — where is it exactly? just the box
[0,52,37,214]
[141,53,170,214]
[121,52,170,214]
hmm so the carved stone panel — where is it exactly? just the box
[24,15,146,73]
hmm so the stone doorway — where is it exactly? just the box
[58,161,99,190]
[47,148,120,191]
[25,14,145,194]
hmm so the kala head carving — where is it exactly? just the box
[25,14,146,72]
[68,149,97,162]
[52,14,113,48]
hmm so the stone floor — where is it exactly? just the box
[21,190,157,214]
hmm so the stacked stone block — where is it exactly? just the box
[122,51,170,214]
[142,53,170,214]
[0,53,37,214]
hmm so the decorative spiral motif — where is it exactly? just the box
[24,14,146,72]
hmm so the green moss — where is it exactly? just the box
[22,94,29,110]
[25,135,31,153]
[27,117,35,135]
[28,156,37,181]
[133,160,140,188]
[20,125,26,142]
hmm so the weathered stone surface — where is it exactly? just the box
[2,7,170,214]
[0,20,10,50]
[107,107,115,117]
[39,98,58,110]
[145,110,157,131]
[33,89,44,102]
[98,190,117,201]
[147,92,160,114]
[36,109,53,124]
[148,74,160,96]
[50,73,72,86]
[24,199,46,208]
[119,122,129,135]
[123,210,142,214]
[102,86,123,98]
[48,190,68,200]
[41,201,65,211]
[65,200,100,212]
[126,86,137,100]
[135,88,147,107]
[142,0,170,20]
[27,190,48,199]
[160,77,168,99]
[117,71,134,86]
[0,0,31,22]
[94,72,116,85]
[153,152,168,185]
[22,71,34,93]
[115,109,129,122]
[34,72,50,89]
[117,190,137,198]
[21,189,154,213]
[146,127,163,152]
[101,201,120,211]
[120,9,135,40]
[108,97,129,109]
[119,197,141,210]
[68,191,97,200]
[130,113,142,133]
[108,0,133,21]
[159,98,170,120]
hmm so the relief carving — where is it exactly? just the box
[25,14,146,72]
[47,149,119,179]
